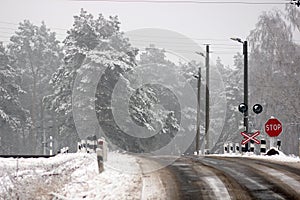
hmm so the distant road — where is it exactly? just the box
[148,156,300,200]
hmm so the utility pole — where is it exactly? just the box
[231,38,249,152]
[196,67,201,155]
[205,45,210,152]
[243,41,249,151]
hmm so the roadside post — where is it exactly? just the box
[49,136,53,156]
[277,139,281,150]
[96,139,107,173]
[223,142,228,154]
[97,139,104,173]
[96,148,104,173]
[235,143,240,154]
[260,139,266,154]
[241,143,246,152]
[229,142,234,154]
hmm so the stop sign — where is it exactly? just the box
[265,118,282,137]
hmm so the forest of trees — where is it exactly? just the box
[0,6,299,155]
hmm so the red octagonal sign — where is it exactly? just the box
[265,118,282,137]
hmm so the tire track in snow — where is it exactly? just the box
[212,156,300,199]
[167,157,234,200]
[199,157,296,199]
[202,176,231,200]
[136,157,168,200]
[259,167,300,194]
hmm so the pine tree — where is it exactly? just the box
[0,43,30,154]
[45,9,137,151]
[8,20,62,153]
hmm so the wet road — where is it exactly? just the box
[152,156,300,200]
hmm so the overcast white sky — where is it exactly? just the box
[0,0,298,66]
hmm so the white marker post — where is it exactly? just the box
[97,139,104,173]
[49,136,53,156]
[96,148,104,173]
[224,142,228,154]
[270,137,275,148]
[229,142,234,154]
[260,139,266,154]
[235,143,240,154]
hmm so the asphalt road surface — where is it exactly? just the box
[150,156,300,200]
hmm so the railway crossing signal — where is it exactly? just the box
[238,103,248,113]
[253,104,263,114]
[241,131,260,145]
[238,103,263,151]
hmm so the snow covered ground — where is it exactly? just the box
[0,152,165,200]
[211,148,300,163]
[1,150,299,200]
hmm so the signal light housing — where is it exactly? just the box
[253,104,263,114]
[238,103,248,114]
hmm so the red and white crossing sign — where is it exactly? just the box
[241,131,260,145]
[265,118,282,137]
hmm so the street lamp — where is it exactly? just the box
[291,0,300,7]
[196,45,210,154]
[231,37,249,151]
[193,64,201,155]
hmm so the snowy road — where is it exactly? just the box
[1,153,300,199]
[156,155,300,200]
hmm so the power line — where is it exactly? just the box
[0,30,299,46]
[0,27,17,30]
[249,83,300,88]
[71,0,288,5]
[1,20,299,43]
[0,27,242,45]
[0,21,18,25]
[127,41,239,47]
[0,35,11,38]
[0,31,15,35]
[0,21,69,31]
[126,34,232,41]
[0,30,66,37]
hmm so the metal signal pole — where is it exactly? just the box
[196,67,201,155]
[231,38,249,152]
[205,45,210,152]
[243,41,249,148]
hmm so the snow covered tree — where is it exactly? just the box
[8,20,63,153]
[285,4,300,32]
[139,45,175,66]
[0,43,30,154]
[129,85,159,130]
[45,9,137,151]
[129,46,179,132]
[210,55,244,153]
[125,46,206,153]
[248,9,300,155]
[248,10,299,122]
